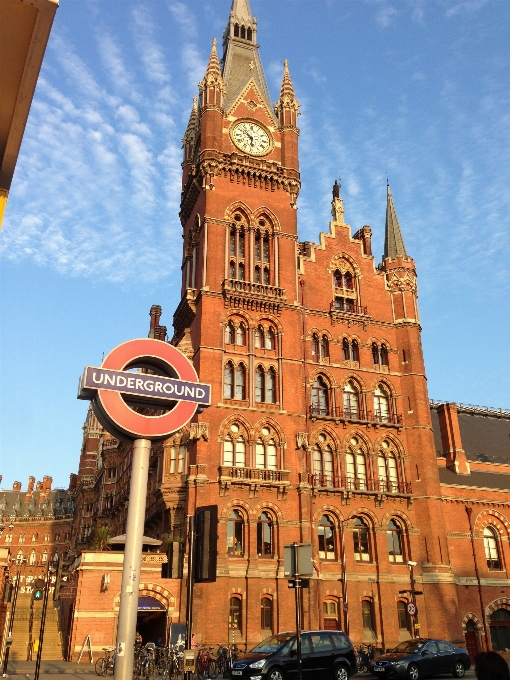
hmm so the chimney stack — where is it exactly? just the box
[149,305,162,337]
[36,481,43,491]
[69,473,78,492]
[13,481,21,492]
[42,475,52,491]
[27,476,35,494]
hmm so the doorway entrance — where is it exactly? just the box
[136,596,167,645]
[465,620,479,660]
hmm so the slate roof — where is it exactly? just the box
[0,489,73,519]
[430,402,510,465]
[439,467,510,491]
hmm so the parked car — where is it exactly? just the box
[369,638,470,678]
[231,630,357,680]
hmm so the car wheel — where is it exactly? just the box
[408,663,419,680]
[268,669,285,680]
[334,665,349,680]
[452,661,465,678]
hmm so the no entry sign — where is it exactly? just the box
[78,338,211,441]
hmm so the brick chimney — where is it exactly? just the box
[69,473,78,492]
[36,481,43,491]
[13,481,21,492]
[25,475,36,502]
[149,305,162,338]
[153,325,167,342]
[42,475,52,491]
[436,403,470,474]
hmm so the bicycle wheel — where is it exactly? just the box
[95,658,106,677]
[208,660,218,679]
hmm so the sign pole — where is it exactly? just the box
[113,438,151,680]
[34,561,52,680]
[2,570,21,677]
[185,515,195,680]
[293,543,303,680]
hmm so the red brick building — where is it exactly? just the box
[63,0,510,662]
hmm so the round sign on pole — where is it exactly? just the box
[407,602,417,617]
[78,338,211,441]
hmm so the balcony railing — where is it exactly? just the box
[307,473,412,495]
[330,300,368,315]
[309,405,403,426]
[220,466,290,483]
[224,279,286,299]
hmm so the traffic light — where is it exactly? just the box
[3,583,13,603]
[32,578,45,601]
[194,505,218,583]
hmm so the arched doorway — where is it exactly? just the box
[137,596,167,645]
[489,609,510,651]
[465,620,480,660]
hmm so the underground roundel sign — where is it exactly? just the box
[78,339,211,441]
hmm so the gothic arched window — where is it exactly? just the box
[224,362,234,399]
[235,364,246,400]
[353,518,371,562]
[256,437,278,470]
[265,327,276,350]
[372,343,380,365]
[312,376,329,416]
[387,519,404,562]
[255,366,265,403]
[320,335,329,359]
[351,340,360,363]
[236,323,247,346]
[229,596,242,634]
[257,512,273,556]
[234,23,240,37]
[247,27,253,41]
[312,334,320,362]
[227,511,244,556]
[223,425,246,468]
[312,445,334,486]
[374,385,390,422]
[380,344,389,367]
[255,325,264,348]
[342,338,350,361]
[484,527,502,570]
[266,368,276,403]
[225,322,235,345]
[343,381,360,420]
[29,550,36,565]
[318,515,335,560]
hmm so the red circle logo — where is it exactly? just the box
[78,339,211,441]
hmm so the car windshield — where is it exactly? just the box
[250,633,295,654]
[391,641,424,654]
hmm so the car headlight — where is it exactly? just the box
[249,659,266,669]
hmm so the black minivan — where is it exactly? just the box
[230,630,357,680]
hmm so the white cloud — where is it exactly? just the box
[376,5,398,27]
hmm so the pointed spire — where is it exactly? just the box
[221,1,274,115]
[384,183,408,259]
[274,60,300,128]
[199,39,225,108]
[231,0,253,21]
[202,38,223,83]
[182,96,198,143]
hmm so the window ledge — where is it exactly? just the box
[220,466,290,484]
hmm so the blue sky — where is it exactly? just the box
[1,0,509,489]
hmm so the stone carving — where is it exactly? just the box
[296,432,309,450]
[189,422,210,442]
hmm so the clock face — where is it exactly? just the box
[231,121,272,156]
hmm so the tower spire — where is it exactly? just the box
[199,39,225,109]
[221,0,273,115]
[274,60,300,129]
[384,183,408,259]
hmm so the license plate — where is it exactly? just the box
[374,668,385,672]
[232,672,243,676]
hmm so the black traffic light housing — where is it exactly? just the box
[194,505,218,583]
[32,578,45,601]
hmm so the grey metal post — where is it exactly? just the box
[34,561,52,680]
[2,569,21,677]
[114,438,151,680]
[185,515,195,680]
[293,543,303,680]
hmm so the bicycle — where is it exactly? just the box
[95,647,115,676]
[216,644,238,679]
[196,646,218,679]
